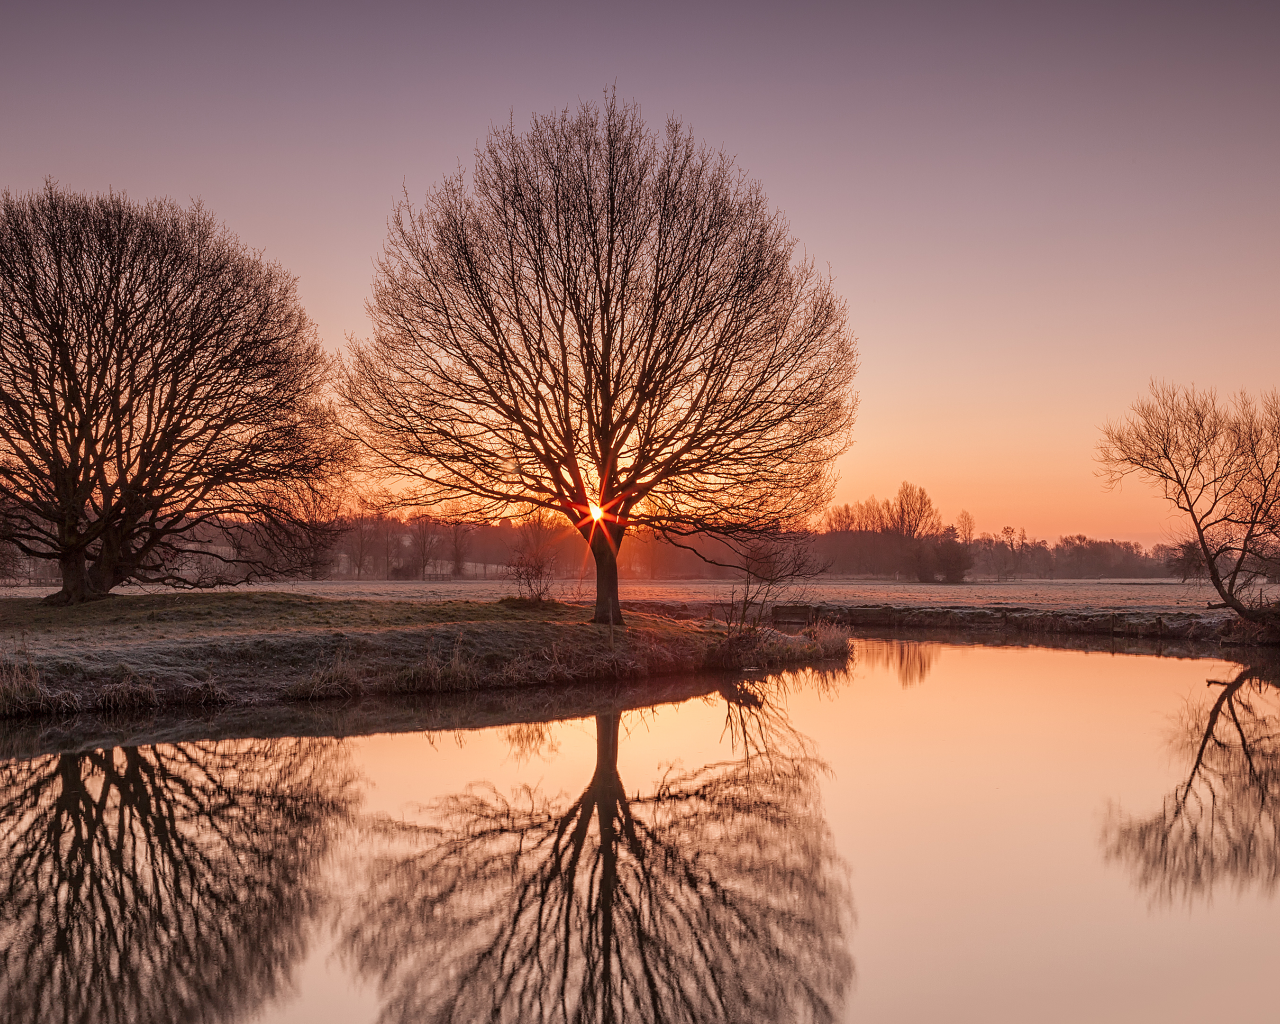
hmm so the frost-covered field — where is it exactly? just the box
[0,576,1242,615]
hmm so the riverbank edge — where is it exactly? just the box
[0,593,850,724]
[620,599,1277,647]
[1,627,1265,761]
[817,603,1277,645]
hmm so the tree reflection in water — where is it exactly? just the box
[1104,660,1280,902]
[345,681,853,1024]
[0,738,355,1024]
[851,639,940,687]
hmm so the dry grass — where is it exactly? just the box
[174,679,233,706]
[803,620,854,658]
[284,650,366,701]
[0,650,80,717]
[1,591,848,712]
[94,678,159,713]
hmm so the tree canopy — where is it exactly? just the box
[342,95,857,623]
[0,183,348,604]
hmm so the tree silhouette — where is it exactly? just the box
[1098,382,1280,625]
[341,94,857,624]
[0,738,355,1024]
[1103,660,1280,903]
[0,183,350,605]
[344,690,852,1023]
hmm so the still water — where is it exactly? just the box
[1,640,1276,1023]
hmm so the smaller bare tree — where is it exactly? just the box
[723,533,826,633]
[504,510,560,601]
[1098,382,1280,625]
[408,515,444,579]
[448,521,474,578]
[887,481,942,540]
[340,501,380,580]
[0,184,350,604]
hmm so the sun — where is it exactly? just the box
[589,502,604,522]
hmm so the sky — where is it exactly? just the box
[3,0,1276,546]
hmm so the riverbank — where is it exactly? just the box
[0,592,849,719]
[792,603,1277,646]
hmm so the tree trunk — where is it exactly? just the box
[45,549,94,605]
[589,526,624,626]
[87,530,130,596]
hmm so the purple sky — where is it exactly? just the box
[5,1,1277,545]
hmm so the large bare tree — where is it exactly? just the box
[0,183,349,604]
[1098,382,1280,626]
[342,95,858,624]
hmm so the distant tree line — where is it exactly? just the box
[276,509,751,585]
[814,481,1175,582]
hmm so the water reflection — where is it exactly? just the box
[344,681,853,1024]
[1104,659,1280,903]
[852,638,941,687]
[0,739,355,1024]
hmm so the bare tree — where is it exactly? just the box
[339,498,380,580]
[0,183,349,605]
[723,532,825,632]
[342,94,857,624]
[822,497,886,534]
[1098,382,1280,625]
[822,484,939,541]
[277,483,345,580]
[504,509,560,601]
[886,481,941,540]
[955,509,975,547]
[448,521,474,578]
[408,514,444,579]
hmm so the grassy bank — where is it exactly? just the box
[0,592,850,719]
[810,603,1279,646]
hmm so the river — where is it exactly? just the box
[1,638,1275,1023]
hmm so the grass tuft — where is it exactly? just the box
[284,650,366,701]
[388,643,485,694]
[94,678,159,713]
[176,678,232,706]
[708,623,852,670]
[802,620,854,658]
